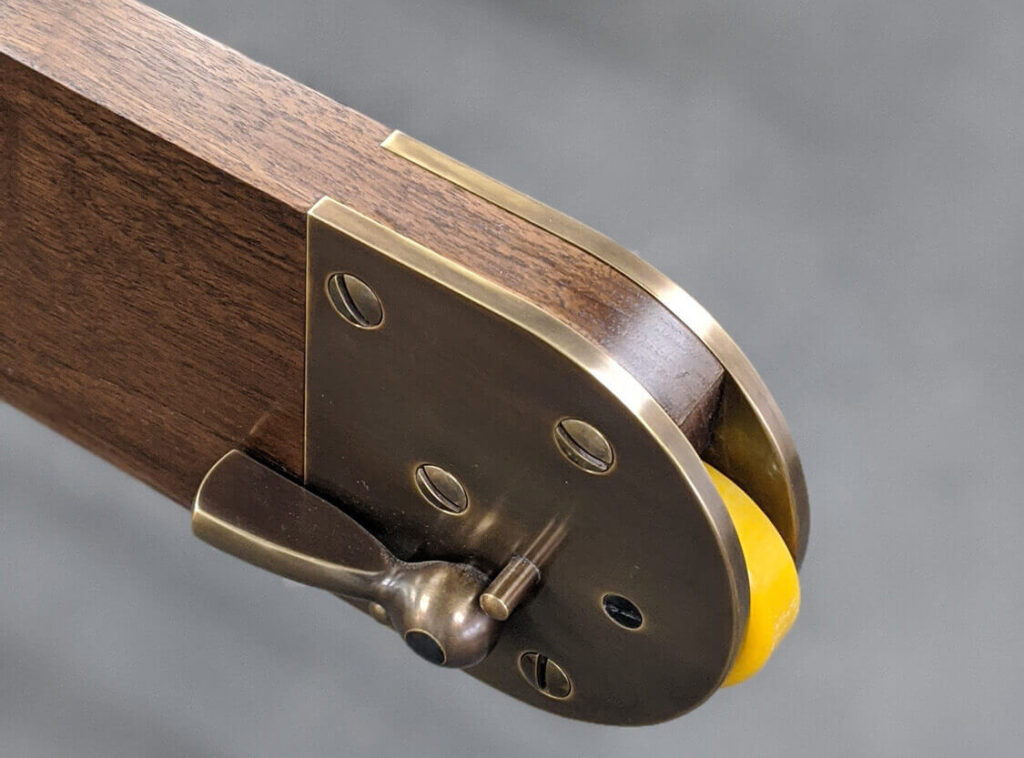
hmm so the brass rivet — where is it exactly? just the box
[518,652,572,700]
[554,419,613,473]
[367,601,390,626]
[326,273,383,328]
[415,464,469,514]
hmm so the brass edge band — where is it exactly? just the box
[381,130,808,564]
[306,196,750,686]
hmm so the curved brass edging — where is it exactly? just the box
[307,197,750,699]
[381,130,808,565]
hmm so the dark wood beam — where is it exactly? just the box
[0,0,723,505]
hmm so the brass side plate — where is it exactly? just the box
[306,198,748,725]
[382,131,808,565]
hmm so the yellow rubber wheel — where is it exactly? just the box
[704,464,801,686]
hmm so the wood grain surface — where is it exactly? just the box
[0,0,723,506]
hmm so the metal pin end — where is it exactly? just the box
[480,555,541,620]
[367,601,390,626]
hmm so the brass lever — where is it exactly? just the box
[192,450,501,668]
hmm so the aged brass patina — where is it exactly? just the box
[193,188,806,725]
[382,131,808,565]
[301,199,748,724]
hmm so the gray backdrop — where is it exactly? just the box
[2,0,1021,755]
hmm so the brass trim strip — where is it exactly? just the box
[307,196,750,685]
[381,130,808,564]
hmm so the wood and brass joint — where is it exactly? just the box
[191,136,808,725]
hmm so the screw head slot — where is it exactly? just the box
[415,464,469,514]
[326,272,384,328]
[518,652,572,699]
[554,419,614,473]
[602,594,644,630]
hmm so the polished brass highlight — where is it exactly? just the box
[193,450,500,668]
[305,197,748,724]
[480,555,541,621]
[382,130,808,564]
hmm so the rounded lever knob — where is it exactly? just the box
[192,450,500,668]
[382,561,499,667]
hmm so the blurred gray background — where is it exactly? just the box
[2,0,1022,755]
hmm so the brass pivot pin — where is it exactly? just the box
[480,556,540,620]
[480,521,566,621]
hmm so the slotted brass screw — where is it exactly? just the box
[518,652,572,699]
[326,272,383,328]
[554,418,613,473]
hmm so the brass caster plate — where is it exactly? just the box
[382,130,808,566]
[305,199,749,725]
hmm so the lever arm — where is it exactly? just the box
[192,450,500,668]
